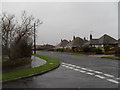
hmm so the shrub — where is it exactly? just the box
[95,48,103,54]
[10,37,32,60]
[64,48,72,52]
[47,49,55,51]
[104,45,110,52]
[81,46,92,52]
[104,51,115,55]
[115,47,120,56]
[104,45,116,52]
[55,48,64,52]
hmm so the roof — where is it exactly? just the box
[99,34,117,44]
[72,37,84,47]
[55,39,69,48]
[85,39,99,45]
[66,37,87,48]
[85,34,117,45]
[65,41,73,48]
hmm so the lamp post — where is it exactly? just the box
[33,21,43,54]
[34,23,36,54]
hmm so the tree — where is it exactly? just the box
[1,11,42,60]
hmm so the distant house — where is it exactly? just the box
[84,39,100,47]
[65,36,88,48]
[99,34,117,45]
[36,44,55,50]
[84,34,117,47]
[118,39,120,47]
[55,39,69,49]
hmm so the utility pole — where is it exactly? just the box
[34,23,36,54]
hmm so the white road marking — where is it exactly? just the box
[81,68,88,70]
[87,69,94,72]
[104,74,114,78]
[86,72,94,75]
[107,79,119,84]
[95,75,105,79]
[116,78,120,80]
[78,70,86,73]
[74,68,80,71]
[62,62,118,84]
[93,71,103,74]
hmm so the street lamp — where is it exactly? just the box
[34,21,43,54]
[34,23,36,54]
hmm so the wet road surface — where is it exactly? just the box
[3,51,120,88]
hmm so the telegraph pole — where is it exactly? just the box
[34,23,36,54]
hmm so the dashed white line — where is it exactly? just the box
[81,68,88,70]
[74,68,80,71]
[87,69,94,72]
[62,62,118,84]
[93,71,103,74]
[78,70,86,73]
[95,75,105,79]
[116,78,120,80]
[107,79,119,84]
[104,74,114,78]
[86,72,94,75]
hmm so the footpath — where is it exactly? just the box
[3,56,46,74]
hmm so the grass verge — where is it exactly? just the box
[1,54,60,82]
[53,52,85,56]
[101,56,120,60]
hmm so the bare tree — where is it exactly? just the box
[1,11,42,60]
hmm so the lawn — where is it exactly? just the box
[1,54,60,82]
[53,52,85,56]
[101,56,120,60]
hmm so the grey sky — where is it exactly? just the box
[2,2,118,45]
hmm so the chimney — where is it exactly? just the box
[90,34,92,40]
[84,37,86,40]
[61,39,63,42]
[73,36,75,40]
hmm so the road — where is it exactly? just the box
[3,51,120,88]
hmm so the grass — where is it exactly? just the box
[0,55,9,62]
[53,51,85,56]
[1,54,60,82]
[101,56,120,60]
[3,57,32,69]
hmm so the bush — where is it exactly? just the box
[81,46,103,54]
[104,45,116,52]
[64,48,72,52]
[10,37,32,60]
[47,49,55,51]
[104,45,110,52]
[104,51,115,55]
[81,46,93,53]
[115,47,120,56]
[55,48,64,52]
[95,48,103,54]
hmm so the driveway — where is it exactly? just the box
[3,51,120,88]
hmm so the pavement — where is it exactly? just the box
[2,51,120,88]
[88,54,115,58]
[3,56,46,74]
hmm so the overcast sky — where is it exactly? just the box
[2,2,118,45]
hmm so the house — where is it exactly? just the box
[36,44,55,50]
[65,36,88,48]
[55,39,69,49]
[84,34,117,47]
[99,34,117,45]
[84,39,100,47]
